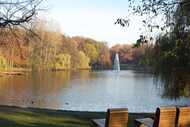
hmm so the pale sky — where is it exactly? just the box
[42,0,149,46]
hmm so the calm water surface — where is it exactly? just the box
[0,70,189,112]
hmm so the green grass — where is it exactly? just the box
[0,105,153,127]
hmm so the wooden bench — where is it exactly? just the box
[177,106,190,127]
[135,107,177,127]
[92,108,128,127]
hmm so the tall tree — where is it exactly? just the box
[146,0,190,98]
[28,20,62,70]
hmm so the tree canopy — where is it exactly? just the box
[128,0,190,99]
[116,0,190,31]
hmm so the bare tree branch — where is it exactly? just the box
[0,0,44,28]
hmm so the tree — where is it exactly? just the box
[0,0,44,28]
[0,55,8,70]
[153,32,190,99]
[111,44,145,65]
[78,51,90,69]
[133,35,153,48]
[0,27,30,68]
[73,36,111,69]
[82,42,98,65]
[148,1,190,99]
[28,20,62,70]
[116,0,190,31]
[53,54,71,70]
[98,44,112,69]
[61,36,80,69]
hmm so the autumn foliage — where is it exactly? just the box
[110,44,145,65]
[0,20,113,70]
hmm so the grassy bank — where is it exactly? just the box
[0,105,153,127]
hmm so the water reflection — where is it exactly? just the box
[0,71,71,109]
[156,71,190,99]
[0,70,189,112]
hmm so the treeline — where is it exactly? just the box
[0,20,112,71]
[110,44,146,66]
[0,19,149,71]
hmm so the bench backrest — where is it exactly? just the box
[177,107,190,127]
[105,108,128,127]
[153,107,177,127]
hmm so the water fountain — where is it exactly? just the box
[113,53,120,71]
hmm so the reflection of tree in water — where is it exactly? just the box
[29,71,71,108]
[155,70,190,99]
[0,71,72,108]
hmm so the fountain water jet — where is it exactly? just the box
[113,53,120,71]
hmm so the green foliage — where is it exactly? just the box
[77,51,90,69]
[60,36,80,69]
[0,56,8,70]
[28,43,57,70]
[117,0,190,32]
[81,41,99,65]
[133,35,149,48]
[129,0,190,99]
[153,0,190,74]
[53,54,71,70]
[138,55,149,66]
[154,32,190,74]
[78,38,111,69]
[153,28,190,98]
[138,45,155,66]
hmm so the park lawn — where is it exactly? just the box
[0,105,153,127]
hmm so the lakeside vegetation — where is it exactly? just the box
[0,20,149,72]
[0,20,112,71]
[129,0,190,99]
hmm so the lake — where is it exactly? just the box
[0,70,189,112]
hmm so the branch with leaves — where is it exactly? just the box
[115,0,190,31]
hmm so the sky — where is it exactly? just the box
[43,0,147,46]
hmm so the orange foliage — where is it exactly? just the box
[111,44,145,64]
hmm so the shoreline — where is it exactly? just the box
[0,105,154,127]
[0,104,154,114]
